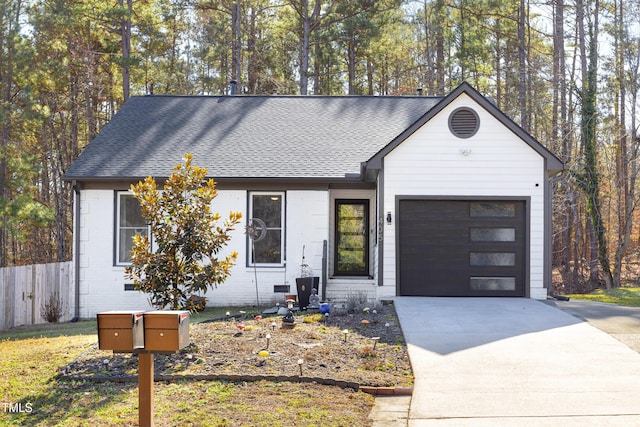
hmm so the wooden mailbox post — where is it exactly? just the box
[97,310,190,427]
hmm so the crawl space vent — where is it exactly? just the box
[448,107,480,138]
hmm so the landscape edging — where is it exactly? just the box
[55,373,412,395]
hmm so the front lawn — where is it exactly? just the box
[565,286,640,307]
[0,310,378,426]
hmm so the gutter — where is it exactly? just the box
[71,180,81,322]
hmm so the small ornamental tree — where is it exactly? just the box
[125,154,242,312]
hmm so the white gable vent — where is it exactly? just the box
[448,107,480,139]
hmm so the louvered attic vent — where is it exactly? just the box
[448,107,480,138]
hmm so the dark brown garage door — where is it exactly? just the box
[398,199,526,297]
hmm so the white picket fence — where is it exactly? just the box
[0,262,74,331]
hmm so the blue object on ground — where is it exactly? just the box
[319,303,331,314]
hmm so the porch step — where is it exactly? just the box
[325,278,377,302]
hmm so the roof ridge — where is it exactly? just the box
[135,94,445,100]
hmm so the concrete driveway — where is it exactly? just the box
[393,297,640,426]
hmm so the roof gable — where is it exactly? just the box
[364,82,564,173]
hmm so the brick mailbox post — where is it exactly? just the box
[97,310,190,427]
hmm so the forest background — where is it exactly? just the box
[1,0,639,293]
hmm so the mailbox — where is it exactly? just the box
[143,310,190,352]
[97,311,145,352]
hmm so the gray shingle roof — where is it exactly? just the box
[63,95,443,182]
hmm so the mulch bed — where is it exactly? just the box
[59,302,413,389]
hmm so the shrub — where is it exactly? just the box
[344,291,369,313]
[358,346,377,359]
[302,313,323,323]
[40,292,63,323]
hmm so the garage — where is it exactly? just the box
[398,199,526,297]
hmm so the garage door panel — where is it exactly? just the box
[399,200,525,297]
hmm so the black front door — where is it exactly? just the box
[335,200,369,276]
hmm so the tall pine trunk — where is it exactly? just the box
[518,0,528,131]
[0,0,21,267]
[613,26,640,287]
[120,0,132,101]
[231,1,241,85]
[435,0,445,95]
[299,0,311,95]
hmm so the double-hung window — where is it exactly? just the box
[248,192,285,266]
[116,192,149,265]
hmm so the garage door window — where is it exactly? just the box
[470,228,515,242]
[470,252,516,266]
[470,277,516,291]
[470,202,516,217]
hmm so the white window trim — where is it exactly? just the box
[115,191,150,266]
[248,191,285,268]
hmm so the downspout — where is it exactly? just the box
[71,180,81,322]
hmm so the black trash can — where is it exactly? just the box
[295,277,319,309]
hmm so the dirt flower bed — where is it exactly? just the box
[62,302,413,388]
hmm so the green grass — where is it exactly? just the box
[0,329,98,413]
[0,320,97,341]
[0,304,263,342]
[0,314,374,426]
[565,286,640,307]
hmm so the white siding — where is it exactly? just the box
[382,94,547,299]
[78,189,330,318]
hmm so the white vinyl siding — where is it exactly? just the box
[382,94,547,299]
